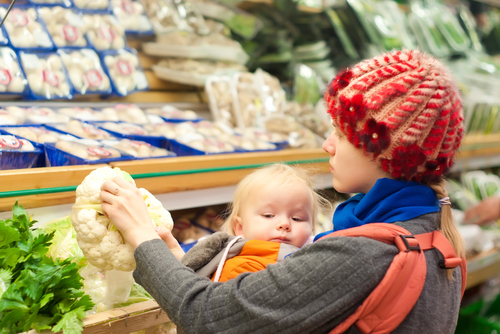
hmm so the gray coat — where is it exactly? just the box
[133,212,462,333]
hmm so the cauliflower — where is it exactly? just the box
[71,166,174,271]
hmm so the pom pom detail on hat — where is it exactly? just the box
[325,49,464,183]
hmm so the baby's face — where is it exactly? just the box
[234,181,314,248]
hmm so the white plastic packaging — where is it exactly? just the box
[83,14,126,51]
[256,69,286,115]
[74,0,111,11]
[101,49,149,96]
[20,52,73,100]
[111,0,153,34]
[101,104,148,124]
[57,107,119,121]
[25,107,71,124]
[0,106,26,125]
[102,138,174,157]
[234,72,263,128]
[59,49,112,95]
[145,106,200,121]
[0,7,54,50]
[0,47,28,95]
[53,136,124,160]
[55,120,117,140]
[1,126,65,143]
[100,122,149,135]
[38,7,88,48]
[205,76,244,128]
[175,132,235,153]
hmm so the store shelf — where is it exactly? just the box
[466,248,500,289]
[0,149,329,213]
[453,134,500,172]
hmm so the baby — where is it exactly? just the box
[160,163,331,282]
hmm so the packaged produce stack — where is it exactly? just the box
[0,1,151,101]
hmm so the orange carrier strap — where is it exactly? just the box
[318,223,466,334]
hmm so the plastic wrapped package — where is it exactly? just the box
[217,132,278,152]
[145,105,203,122]
[59,49,112,95]
[98,121,167,147]
[206,76,244,128]
[263,114,323,149]
[255,69,286,115]
[170,0,210,34]
[0,7,55,50]
[170,132,236,156]
[234,72,262,128]
[19,52,73,100]
[83,14,126,50]
[74,0,111,12]
[24,107,70,124]
[101,104,148,124]
[0,47,28,96]
[44,135,134,166]
[0,125,67,143]
[57,107,119,121]
[111,0,154,34]
[153,58,246,87]
[102,138,176,158]
[143,31,249,64]
[236,127,288,148]
[284,101,329,138]
[50,120,117,140]
[142,0,179,34]
[101,49,149,96]
[0,134,43,170]
[431,4,470,53]
[38,7,88,48]
[0,108,22,125]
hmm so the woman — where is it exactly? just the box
[100,49,465,333]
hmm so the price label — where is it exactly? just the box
[87,147,111,157]
[98,26,115,42]
[121,0,135,14]
[0,135,21,149]
[9,9,29,27]
[43,70,59,87]
[63,24,79,43]
[85,69,103,88]
[0,68,11,86]
[116,60,133,76]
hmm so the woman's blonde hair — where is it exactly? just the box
[220,163,332,235]
[429,180,465,280]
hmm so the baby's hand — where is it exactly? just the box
[156,227,185,261]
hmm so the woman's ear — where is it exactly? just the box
[233,216,244,237]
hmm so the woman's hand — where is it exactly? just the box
[101,176,161,249]
[464,196,500,226]
[156,227,185,261]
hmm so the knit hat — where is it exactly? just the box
[325,49,464,184]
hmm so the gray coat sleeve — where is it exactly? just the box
[133,236,398,334]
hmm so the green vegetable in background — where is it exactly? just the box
[0,202,94,334]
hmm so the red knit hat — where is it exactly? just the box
[325,49,464,184]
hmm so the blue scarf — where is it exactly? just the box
[314,178,440,241]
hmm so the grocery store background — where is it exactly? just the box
[0,0,499,332]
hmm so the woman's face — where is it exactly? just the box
[322,126,388,194]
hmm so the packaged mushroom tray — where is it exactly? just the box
[100,104,149,124]
[97,121,167,147]
[48,120,117,140]
[83,14,126,50]
[0,7,54,50]
[152,58,246,87]
[0,47,28,96]
[38,7,89,48]
[0,134,44,170]
[263,114,324,149]
[0,124,71,143]
[206,76,244,128]
[144,120,278,153]
[74,0,111,12]
[19,52,73,100]
[0,106,27,125]
[143,31,249,64]
[24,107,71,124]
[101,49,149,96]
[145,105,203,123]
[59,49,112,95]
[102,138,176,159]
[57,107,119,121]
[112,0,154,34]
[44,135,134,166]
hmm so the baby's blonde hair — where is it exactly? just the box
[221,163,332,235]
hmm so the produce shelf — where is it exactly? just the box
[0,149,329,212]
[466,248,500,289]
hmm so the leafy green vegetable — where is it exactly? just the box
[0,202,94,334]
